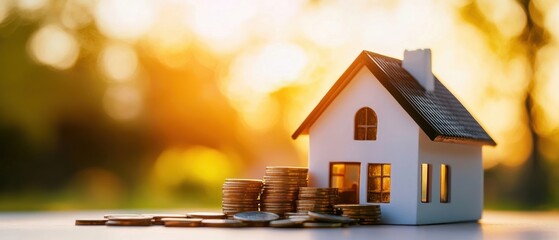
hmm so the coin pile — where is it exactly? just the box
[297,187,339,214]
[260,167,308,216]
[334,204,381,225]
[221,179,263,218]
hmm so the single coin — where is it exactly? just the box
[233,211,279,222]
[106,215,153,221]
[288,215,312,221]
[75,219,108,225]
[334,204,380,208]
[187,212,227,219]
[163,218,203,227]
[106,219,152,226]
[145,213,187,220]
[269,219,305,228]
[202,219,246,227]
[285,212,309,217]
[308,211,356,224]
[303,222,343,228]
[103,213,145,219]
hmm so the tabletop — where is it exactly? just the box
[1,210,558,240]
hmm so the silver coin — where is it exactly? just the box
[233,211,280,222]
[269,219,304,228]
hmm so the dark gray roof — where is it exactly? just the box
[293,50,496,146]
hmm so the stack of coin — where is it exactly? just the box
[297,187,339,214]
[334,204,381,225]
[260,166,308,216]
[221,179,263,218]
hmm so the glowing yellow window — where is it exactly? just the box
[440,164,450,203]
[421,163,431,203]
[367,163,390,203]
[330,162,360,204]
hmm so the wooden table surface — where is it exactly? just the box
[1,210,558,240]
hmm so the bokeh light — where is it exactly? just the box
[95,0,156,41]
[28,24,79,70]
[99,42,138,82]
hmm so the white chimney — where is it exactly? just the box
[402,49,434,91]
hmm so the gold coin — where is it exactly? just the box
[201,219,247,227]
[163,218,203,227]
[75,219,108,226]
[225,178,262,183]
[103,213,145,219]
[303,222,343,228]
[106,219,152,226]
[187,212,226,219]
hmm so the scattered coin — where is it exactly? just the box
[163,218,203,227]
[103,214,144,219]
[303,222,343,228]
[202,219,247,228]
[308,211,356,224]
[75,219,108,226]
[269,219,305,228]
[105,215,153,226]
[233,211,279,223]
[145,214,188,225]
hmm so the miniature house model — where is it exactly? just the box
[292,49,496,225]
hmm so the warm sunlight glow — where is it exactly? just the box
[99,43,138,82]
[60,0,94,30]
[95,0,156,40]
[152,146,235,191]
[227,42,308,94]
[16,0,48,12]
[0,1,12,24]
[103,85,142,121]
[28,24,79,70]
[186,0,255,53]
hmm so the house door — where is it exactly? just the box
[330,162,360,204]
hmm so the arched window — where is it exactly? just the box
[354,107,377,140]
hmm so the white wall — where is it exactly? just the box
[308,66,421,224]
[416,131,483,224]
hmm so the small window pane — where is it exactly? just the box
[381,193,390,203]
[369,192,381,202]
[382,177,391,191]
[382,165,391,176]
[371,165,382,176]
[372,177,381,192]
[332,164,345,175]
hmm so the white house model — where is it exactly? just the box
[292,49,496,225]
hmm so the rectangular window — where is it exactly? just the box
[367,163,391,203]
[330,162,360,204]
[440,164,450,203]
[421,163,431,203]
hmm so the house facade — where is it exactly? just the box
[292,49,495,225]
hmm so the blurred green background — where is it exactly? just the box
[0,0,558,211]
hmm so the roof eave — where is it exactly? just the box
[291,51,368,140]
